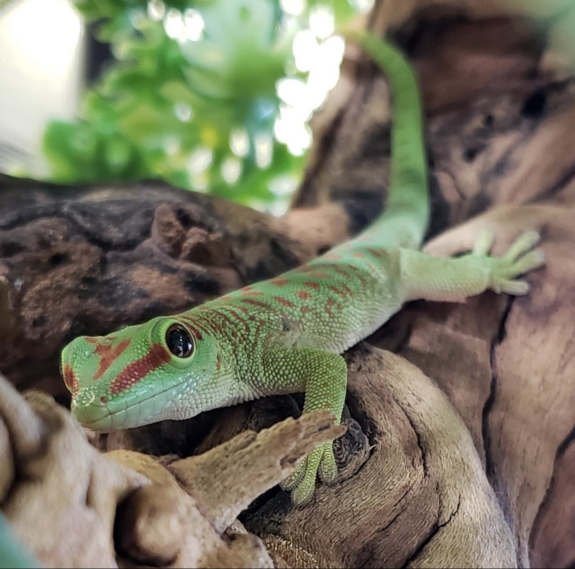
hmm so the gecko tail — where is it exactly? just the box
[344,31,430,250]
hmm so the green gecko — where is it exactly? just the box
[60,32,544,505]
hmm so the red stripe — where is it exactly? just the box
[274,296,295,308]
[94,338,131,380]
[109,343,171,394]
[63,364,79,396]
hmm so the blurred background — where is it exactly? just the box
[0,0,373,214]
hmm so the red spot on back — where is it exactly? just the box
[367,247,387,259]
[304,281,320,291]
[274,296,295,308]
[352,252,364,258]
[296,290,311,300]
[241,298,272,310]
[63,364,79,397]
[271,278,289,286]
[301,306,310,314]
[308,271,330,279]
[85,337,98,344]
[110,343,171,394]
[241,290,263,297]
[325,299,335,318]
[332,266,351,277]
[93,338,132,380]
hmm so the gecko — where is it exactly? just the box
[60,32,545,505]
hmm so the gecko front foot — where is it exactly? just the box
[474,229,545,294]
[280,440,338,505]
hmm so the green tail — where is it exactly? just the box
[346,31,429,250]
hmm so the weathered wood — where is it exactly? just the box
[1,0,575,567]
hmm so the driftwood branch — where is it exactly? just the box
[1,0,575,567]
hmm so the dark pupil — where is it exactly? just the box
[166,325,193,358]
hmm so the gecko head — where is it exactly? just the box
[60,316,220,432]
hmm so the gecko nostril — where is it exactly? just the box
[100,396,109,403]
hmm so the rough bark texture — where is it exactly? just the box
[1,0,575,567]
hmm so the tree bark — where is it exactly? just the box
[1,0,574,567]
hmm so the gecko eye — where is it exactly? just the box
[166,324,194,358]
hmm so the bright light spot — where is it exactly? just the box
[4,0,82,80]
[270,174,298,196]
[221,157,242,184]
[184,9,205,41]
[230,129,249,157]
[147,0,165,21]
[274,106,312,156]
[308,35,345,93]
[267,197,291,217]
[188,146,213,174]
[130,10,146,30]
[164,8,184,40]
[293,30,319,73]
[255,133,273,169]
[192,173,209,192]
[309,4,334,40]
[277,78,307,109]
[174,102,193,122]
[276,32,344,155]
[280,0,305,16]
[164,136,180,155]
[348,0,375,14]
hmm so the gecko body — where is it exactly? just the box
[61,33,544,504]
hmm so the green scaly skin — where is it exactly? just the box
[60,33,545,505]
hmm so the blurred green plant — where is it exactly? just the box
[42,0,366,211]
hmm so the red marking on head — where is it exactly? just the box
[109,343,171,395]
[241,299,272,310]
[93,338,131,380]
[296,290,311,300]
[179,317,204,340]
[63,364,79,397]
[352,252,364,258]
[85,337,98,344]
[304,281,320,291]
[271,278,289,286]
[301,306,310,314]
[274,296,295,308]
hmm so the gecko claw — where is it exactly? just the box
[280,441,338,505]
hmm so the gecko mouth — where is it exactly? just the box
[72,381,187,431]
